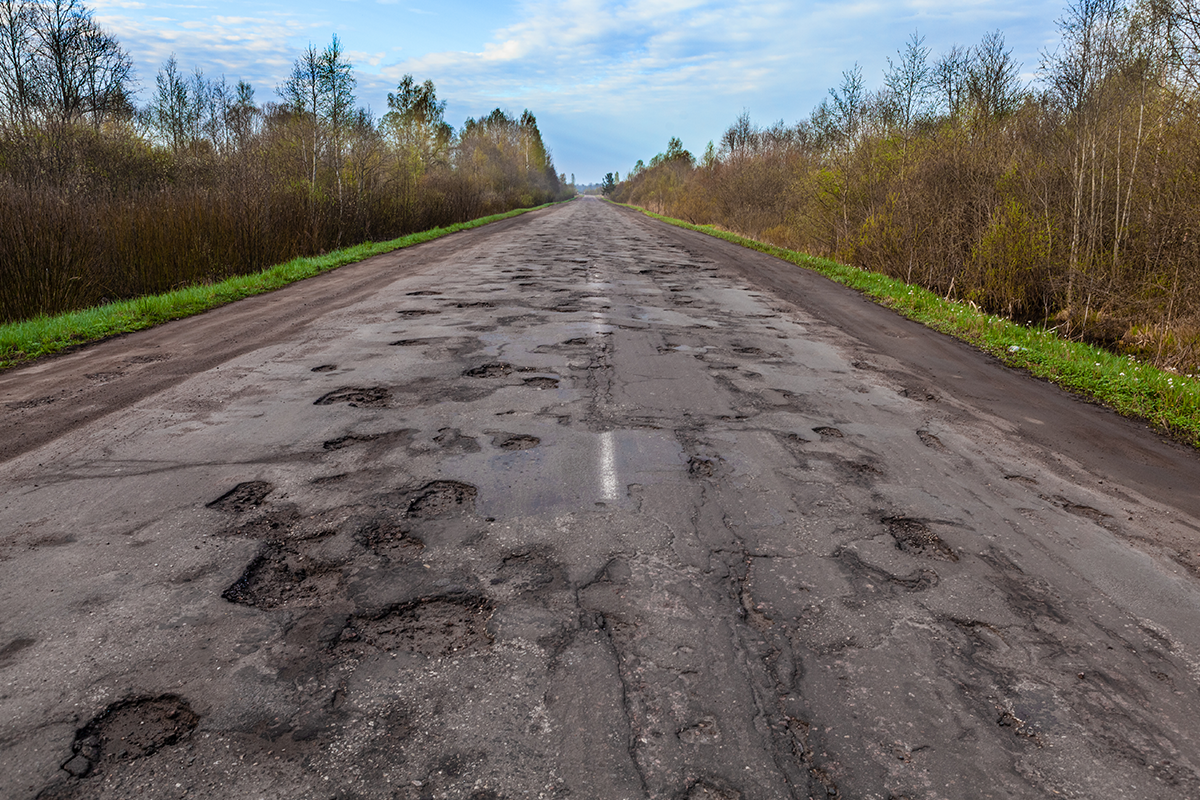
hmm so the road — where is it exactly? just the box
[3,197,1200,799]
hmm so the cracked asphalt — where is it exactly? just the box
[4,197,1200,799]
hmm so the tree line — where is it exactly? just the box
[0,0,572,324]
[614,0,1200,374]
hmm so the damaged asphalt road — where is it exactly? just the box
[3,197,1200,799]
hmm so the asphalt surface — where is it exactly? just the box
[3,197,1200,799]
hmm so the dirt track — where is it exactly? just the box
[3,197,1200,799]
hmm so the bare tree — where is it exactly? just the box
[33,0,131,126]
[884,31,933,132]
[933,45,970,119]
[0,0,39,128]
[966,30,1025,121]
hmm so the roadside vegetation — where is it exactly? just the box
[611,0,1200,389]
[0,0,575,327]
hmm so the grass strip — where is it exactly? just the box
[0,203,556,372]
[617,201,1200,448]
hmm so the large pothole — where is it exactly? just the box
[333,596,494,658]
[314,386,392,408]
[406,480,478,519]
[60,695,199,779]
[222,543,341,609]
[885,516,958,561]
[207,481,273,513]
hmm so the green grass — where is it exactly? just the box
[618,202,1200,448]
[0,203,555,372]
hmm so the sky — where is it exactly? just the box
[90,0,1066,184]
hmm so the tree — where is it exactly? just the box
[146,55,197,153]
[382,74,451,169]
[0,0,39,128]
[933,44,970,118]
[279,35,356,199]
[34,0,131,127]
[601,172,616,195]
[884,31,933,132]
[966,30,1024,121]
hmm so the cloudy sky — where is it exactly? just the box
[91,0,1063,183]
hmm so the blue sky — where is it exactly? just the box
[91,0,1063,183]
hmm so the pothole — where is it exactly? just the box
[917,429,947,450]
[490,550,564,594]
[207,481,273,513]
[223,507,302,540]
[406,290,440,296]
[562,337,588,345]
[390,338,427,346]
[431,428,481,453]
[61,695,199,779]
[688,457,716,478]
[885,517,958,561]
[314,386,392,407]
[333,596,494,658]
[354,519,424,560]
[221,543,340,609]
[396,309,441,317]
[406,480,478,518]
[311,364,337,373]
[812,426,843,438]
[493,433,541,451]
[523,376,560,389]
[324,433,380,450]
[1058,499,1107,523]
[450,301,495,308]
[463,362,513,378]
